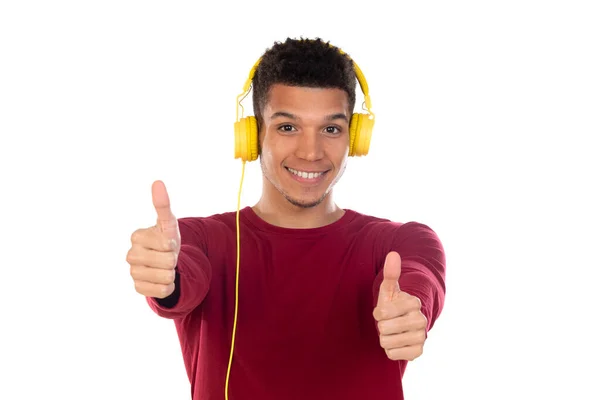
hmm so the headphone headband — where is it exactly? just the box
[240,49,372,114]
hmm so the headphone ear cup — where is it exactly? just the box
[348,114,357,156]
[234,116,259,161]
[348,113,374,157]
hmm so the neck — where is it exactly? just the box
[252,186,345,229]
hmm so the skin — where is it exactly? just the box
[252,83,350,229]
[125,84,428,362]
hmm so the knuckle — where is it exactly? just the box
[418,313,428,328]
[157,284,172,298]
[377,307,389,320]
[165,283,175,295]
[372,307,381,321]
[130,265,143,281]
[409,346,423,361]
[379,335,387,348]
[153,285,165,298]
[169,251,178,268]
[412,346,424,360]
[126,248,136,264]
[161,269,175,284]
[409,312,420,323]
[168,268,176,283]
[130,229,143,243]
[412,296,422,309]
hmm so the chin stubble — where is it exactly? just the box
[260,157,346,209]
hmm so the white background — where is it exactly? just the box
[1,1,599,399]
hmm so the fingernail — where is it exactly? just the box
[170,239,177,250]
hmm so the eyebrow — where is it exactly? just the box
[269,111,348,122]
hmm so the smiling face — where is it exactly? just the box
[258,84,351,209]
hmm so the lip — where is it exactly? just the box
[285,167,329,184]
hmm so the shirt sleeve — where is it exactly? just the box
[372,222,446,332]
[146,217,212,319]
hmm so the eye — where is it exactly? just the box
[277,124,296,133]
[324,126,342,135]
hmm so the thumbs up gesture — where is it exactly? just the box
[126,180,181,299]
[373,251,428,361]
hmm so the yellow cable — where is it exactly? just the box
[225,160,246,400]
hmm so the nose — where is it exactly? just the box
[295,130,324,161]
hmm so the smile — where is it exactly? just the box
[285,167,327,181]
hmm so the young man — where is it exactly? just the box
[126,37,446,399]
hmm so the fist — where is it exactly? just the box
[126,180,181,299]
[373,251,428,361]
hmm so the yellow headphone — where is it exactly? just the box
[226,47,375,400]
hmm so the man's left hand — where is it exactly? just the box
[373,251,427,361]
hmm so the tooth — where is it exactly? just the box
[288,168,324,179]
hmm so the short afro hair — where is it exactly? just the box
[251,37,357,126]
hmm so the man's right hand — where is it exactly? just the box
[126,180,181,299]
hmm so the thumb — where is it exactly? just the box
[151,180,179,240]
[378,251,402,303]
